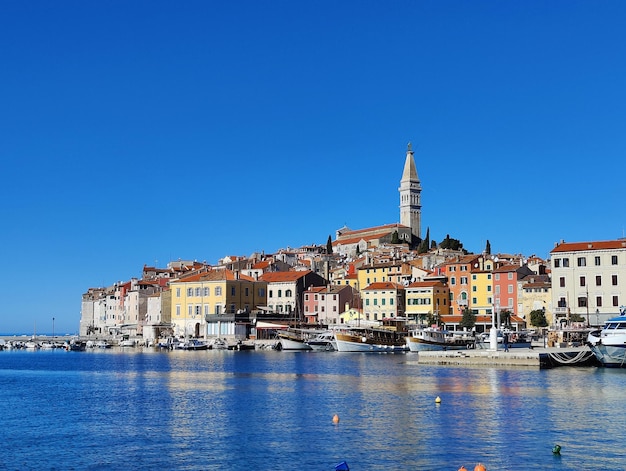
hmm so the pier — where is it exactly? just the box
[415,346,599,368]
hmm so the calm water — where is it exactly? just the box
[0,349,624,471]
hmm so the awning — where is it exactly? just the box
[255,322,289,330]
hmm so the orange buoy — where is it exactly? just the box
[474,464,486,471]
[332,414,340,423]
[458,467,467,471]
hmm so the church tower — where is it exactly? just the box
[398,143,422,240]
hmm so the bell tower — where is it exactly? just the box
[398,143,422,240]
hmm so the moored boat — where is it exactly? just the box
[334,319,409,353]
[305,330,337,351]
[587,308,626,367]
[275,328,313,351]
[405,327,473,352]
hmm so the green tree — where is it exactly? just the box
[326,235,333,254]
[529,309,548,327]
[485,240,491,255]
[439,234,465,252]
[459,308,476,330]
[391,231,400,244]
[417,227,430,253]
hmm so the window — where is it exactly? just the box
[259,288,265,297]
[176,288,181,297]
[365,299,370,306]
[195,287,201,296]
[187,288,193,296]
[382,299,386,306]
[472,275,477,280]
[460,277,468,285]
[554,259,560,268]
[195,305,201,316]
[472,286,477,292]
[278,290,282,297]
[560,277,565,287]
[390,298,394,305]
[596,276,602,286]
[374,299,378,306]
[580,276,586,287]
[508,273,513,280]
[596,296,602,307]
[204,287,209,296]
[472,297,477,304]
[450,277,456,285]
[578,297,587,308]
[231,286,236,296]
[577,257,586,267]
[245,287,249,296]
[563,258,570,267]
[305,294,309,301]
[508,285,513,294]
[487,285,492,292]
[176,305,181,316]
[595,256,601,266]
[188,305,193,315]
[495,273,500,281]
[613,296,619,307]
[612,275,618,286]
[286,290,293,297]
[215,287,222,296]
[612,255,618,265]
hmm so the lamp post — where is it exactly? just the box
[52,317,55,340]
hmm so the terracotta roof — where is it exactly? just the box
[363,282,404,291]
[260,270,313,282]
[551,239,626,253]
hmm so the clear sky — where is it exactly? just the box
[1,1,625,334]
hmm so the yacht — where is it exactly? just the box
[587,308,626,367]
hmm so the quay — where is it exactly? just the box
[415,346,599,369]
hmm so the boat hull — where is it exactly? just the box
[276,337,312,351]
[334,332,407,353]
[405,337,469,352]
[589,344,626,367]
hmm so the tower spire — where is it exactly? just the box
[399,143,422,241]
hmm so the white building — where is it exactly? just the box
[550,239,626,326]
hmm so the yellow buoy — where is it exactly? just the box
[332,414,340,423]
[474,463,486,471]
[435,396,441,403]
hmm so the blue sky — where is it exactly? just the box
[1,1,625,334]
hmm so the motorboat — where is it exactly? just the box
[587,308,626,367]
[179,339,209,350]
[474,329,532,350]
[305,330,337,351]
[405,327,474,352]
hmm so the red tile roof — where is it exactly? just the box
[551,239,626,253]
[363,282,404,291]
[260,270,313,282]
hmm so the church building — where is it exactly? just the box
[333,144,422,256]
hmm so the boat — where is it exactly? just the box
[474,329,533,350]
[305,330,337,351]
[405,327,474,352]
[587,307,626,367]
[209,338,228,350]
[179,339,209,350]
[275,328,313,351]
[334,319,409,353]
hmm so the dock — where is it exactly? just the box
[415,346,599,368]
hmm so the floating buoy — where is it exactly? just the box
[332,414,340,424]
[474,464,486,471]
[458,467,467,471]
[435,396,441,403]
[552,444,561,455]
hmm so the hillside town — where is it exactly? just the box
[79,144,626,346]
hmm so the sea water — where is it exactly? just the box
[0,349,624,471]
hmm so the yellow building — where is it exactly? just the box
[357,261,412,293]
[405,281,450,325]
[169,269,267,338]
[470,268,494,318]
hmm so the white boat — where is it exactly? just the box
[306,330,337,351]
[405,327,473,352]
[179,339,209,350]
[275,328,313,351]
[587,308,626,367]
